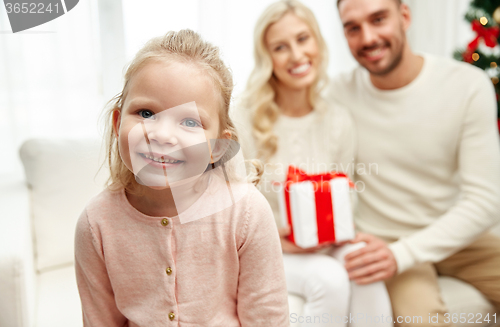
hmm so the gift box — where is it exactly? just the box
[276,166,355,248]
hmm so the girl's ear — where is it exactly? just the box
[210,130,232,162]
[112,110,121,138]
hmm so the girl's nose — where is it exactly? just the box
[146,121,178,146]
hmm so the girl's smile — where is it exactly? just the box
[138,152,185,168]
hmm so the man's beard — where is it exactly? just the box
[360,32,405,76]
[368,44,404,76]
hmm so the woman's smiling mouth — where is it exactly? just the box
[289,62,312,76]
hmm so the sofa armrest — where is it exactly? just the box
[0,175,36,327]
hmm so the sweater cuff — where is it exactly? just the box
[388,240,416,274]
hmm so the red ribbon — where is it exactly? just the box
[285,165,349,184]
[283,166,353,245]
[313,180,336,244]
[467,20,500,53]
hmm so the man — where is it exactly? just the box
[330,0,500,325]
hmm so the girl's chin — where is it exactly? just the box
[145,185,172,190]
[134,172,205,189]
[133,175,169,189]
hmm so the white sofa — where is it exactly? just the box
[0,138,499,327]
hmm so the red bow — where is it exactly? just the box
[467,20,500,53]
[285,166,353,187]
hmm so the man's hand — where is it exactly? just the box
[344,233,397,285]
[278,226,331,254]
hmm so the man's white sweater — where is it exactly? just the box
[329,53,500,273]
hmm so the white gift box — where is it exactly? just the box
[276,168,355,248]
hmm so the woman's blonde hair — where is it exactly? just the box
[102,29,262,193]
[241,0,329,161]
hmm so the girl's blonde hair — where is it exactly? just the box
[103,29,262,192]
[241,0,329,162]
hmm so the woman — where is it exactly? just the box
[232,1,393,326]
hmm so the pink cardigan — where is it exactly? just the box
[75,182,289,327]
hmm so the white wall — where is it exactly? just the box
[406,0,472,57]
[0,0,103,176]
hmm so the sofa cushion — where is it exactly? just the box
[438,276,497,327]
[36,265,82,327]
[0,178,35,327]
[19,139,108,271]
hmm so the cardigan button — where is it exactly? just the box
[169,312,175,320]
[161,218,169,226]
[166,267,172,275]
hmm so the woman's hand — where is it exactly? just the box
[278,226,331,254]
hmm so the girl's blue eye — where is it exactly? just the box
[182,119,202,128]
[138,110,154,119]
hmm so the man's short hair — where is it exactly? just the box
[337,0,402,7]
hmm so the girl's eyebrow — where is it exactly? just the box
[197,109,212,126]
[197,108,210,119]
[126,98,161,110]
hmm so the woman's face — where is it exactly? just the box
[113,60,226,189]
[265,12,320,91]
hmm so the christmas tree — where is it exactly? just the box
[454,0,500,131]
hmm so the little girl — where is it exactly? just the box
[75,30,289,326]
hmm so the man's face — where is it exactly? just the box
[338,0,410,75]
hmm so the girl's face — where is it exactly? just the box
[113,60,227,189]
[265,12,320,91]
